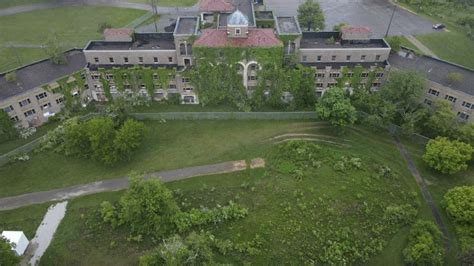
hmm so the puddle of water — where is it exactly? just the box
[27,201,68,265]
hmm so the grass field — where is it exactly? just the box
[395,1,474,69]
[14,122,436,264]
[127,0,198,7]
[0,6,146,72]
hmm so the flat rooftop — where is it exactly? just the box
[276,16,301,35]
[389,49,474,96]
[85,33,175,51]
[0,49,86,100]
[300,32,389,49]
[174,17,199,36]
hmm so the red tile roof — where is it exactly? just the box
[194,29,283,48]
[340,26,372,35]
[103,28,134,40]
[199,0,234,12]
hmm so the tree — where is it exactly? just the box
[444,186,474,224]
[458,123,474,145]
[447,72,463,84]
[297,0,325,31]
[403,220,444,266]
[113,119,147,162]
[97,22,112,34]
[333,22,348,32]
[424,100,458,138]
[422,137,473,174]
[0,110,17,143]
[45,33,66,65]
[316,87,357,132]
[86,117,116,164]
[386,36,402,53]
[115,175,180,238]
[0,236,20,266]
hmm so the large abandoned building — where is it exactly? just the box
[0,0,473,127]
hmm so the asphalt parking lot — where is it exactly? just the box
[265,0,437,37]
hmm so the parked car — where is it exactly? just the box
[432,24,445,30]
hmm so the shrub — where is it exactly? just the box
[18,126,36,140]
[444,186,474,224]
[167,93,181,105]
[403,220,444,265]
[0,236,20,266]
[383,204,418,226]
[4,71,16,82]
[422,137,473,174]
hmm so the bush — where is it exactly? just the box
[0,236,20,266]
[403,220,444,265]
[444,186,474,224]
[447,72,463,84]
[4,71,16,82]
[383,204,418,226]
[167,93,181,105]
[422,137,473,174]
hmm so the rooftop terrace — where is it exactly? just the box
[275,16,301,35]
[174,17,199,36]
[389,49,474,96]
[300,32,389,49]
[0,50,86,100]
[85,33,175,51]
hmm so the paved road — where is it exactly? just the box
[393,136,450,251]
[0,0,199,17]
[405,35,438,58]
[0,159,260,210]
[265,0,436,38]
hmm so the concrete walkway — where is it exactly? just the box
[0,0,199,17]
[393,136,450,251]
[406,35,438,58]
[0,159,262,210]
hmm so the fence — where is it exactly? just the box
[130,112,318,120]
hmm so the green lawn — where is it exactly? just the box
[0,6,146,73]
[32,123,435,264]
[394,1,474,69]
[127,0,198,7]
[0,0,57,9]
[386,36,422,55]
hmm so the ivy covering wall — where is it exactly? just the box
[43,70,86,111]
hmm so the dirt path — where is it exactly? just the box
[0,158,264,210]
[393,136,450,251]
[406,35,438,58]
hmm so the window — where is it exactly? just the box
[18,98,31,107]
[461,101,474,109]
[346,72,354,78]
[168,84,177,89]
[3,105,14,113]
[361,55,366,61]
[41,102,52,110]
[331,55,336,61]
[424,98,433,106]
[139,57,144,63]
[302,55,307,62]
[375,72,384,78]
[153,73,159,80]
[91,73,100,80]
[327,82,337,87]
[154,57,158,63]
[56,97,64,104]
[346,55,351,61]
[94,57,99,63]
[105,74,114,80]
[183,87,193,92]
[235,28,241,35]
[316,83,323,88]
[168,57,173,63]
[329,73,340,78]
[372,82,381,88]
[250,65,257,71]
[124,57,129,63]
[317,55,322,62]
[316,73,325,78]
[36,92,48,100]
[182,77,190,83]
[360,72,369,78]
[445,94,457,103]
[24,109,36,117]
[10,116,19,122]
[458,112,470,120]
[428,88,440,96]
[376,55,381,61]
[109,57,114,63]
[248,76,257,81]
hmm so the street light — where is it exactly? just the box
[385,4,397,37]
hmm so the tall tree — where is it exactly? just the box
[0,110,17,143]
[424,100,458,138]
[422,137,473,174]
[316,87,357,132]
[297,0,325,31]
[0,236,20,266]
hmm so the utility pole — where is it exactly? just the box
[150,0,158,32]
[385,4,397,37]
